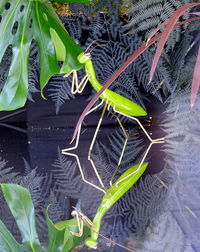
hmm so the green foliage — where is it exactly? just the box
[0,0,93,111]
[53,0,92,3]
[0,184,89,252]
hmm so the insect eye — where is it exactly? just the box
[85,51,92,59]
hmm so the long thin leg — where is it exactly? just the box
[71,208,95,237]
[0,122,27,134]
[62,100,104,154]
[113,107,165,143]
[0,108,26,121]
[70,210,84,237]
[112,108,164,186]
[116,142,153,187]
[88,102,108,191]
[64,70,90,95]
[62,125,106,193]
[77,74,90,94]
[64,70,79,94]
[107,109,129,186]
[62,100,106,194]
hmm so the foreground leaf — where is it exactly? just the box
[0,220,21,252]
[46,206,90,252]
[0,0,84,111]
[1,184,41,251]
[46,207,67,252]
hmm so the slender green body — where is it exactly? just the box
[84,162,148,248]
[76,52,148,248]
[77,53,147,117]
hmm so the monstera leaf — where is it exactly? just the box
[0,0,92,111]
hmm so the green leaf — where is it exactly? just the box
[46,206,90,252]
[59,219,90,251]
[0,0,84,111]
[1,184,41,251]
[0,220,21,252]
[46,207,66,252]
[50,0,92,3]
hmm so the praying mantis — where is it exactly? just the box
[61,44,165,249]
[72,162,149,250]
[61,46,165,193]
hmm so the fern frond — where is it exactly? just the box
[47,74,74,114]
[162,93,200,140]
[61,15,85,42]
[51,149,83,198]
[126,0,192,51]
[0,158,18,182]
[28,63,40,102]
[160,92,200,251]
[84,13,105,38]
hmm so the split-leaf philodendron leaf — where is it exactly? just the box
[0,0,92,111]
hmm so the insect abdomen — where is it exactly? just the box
[100,89,147,116]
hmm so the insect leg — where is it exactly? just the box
[113,107,165,143]
[62,100,106,193]
[116,142,153,187]
[64,70,79,94]
[62,100,104,153]
[71,208,95,237]
[88,102,108,191]
[107,108,129,186]
[112,108,165,186]
[76,74,90,94]
[70,210,84,237]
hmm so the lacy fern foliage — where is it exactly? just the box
[126,0,192,51]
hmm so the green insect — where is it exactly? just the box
[72,162,148,250]
[62,49,164,193]
[62,47,164,249]
[77,51,147,117]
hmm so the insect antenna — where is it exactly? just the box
[85,39,107,53]
[85,39,102,52]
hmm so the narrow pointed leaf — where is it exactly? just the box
[1,184,41,251]
[147,12,200,43]
[0,220,21,252]
[191,44,200,107]
[149,3,200,84]
[0,0,84,111]
[189,12,200,16]
[46,207,67,252]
